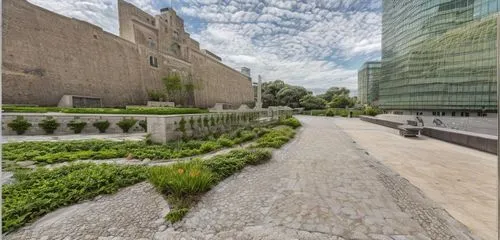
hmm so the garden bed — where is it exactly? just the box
[2,117,301,234]
[2,106,208,115]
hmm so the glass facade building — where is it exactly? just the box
[380,0,499,112]
[358,61,381,106]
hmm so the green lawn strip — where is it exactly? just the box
[2,126,273,164]
[2,106,207,115]
[2,163,148,233]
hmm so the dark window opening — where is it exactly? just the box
[149,56,158,68]
[441,112,445,116]
[465,112,469,117]
[452,112,456,117]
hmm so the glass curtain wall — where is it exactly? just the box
[381,0,499,111]
[358,62,382,106]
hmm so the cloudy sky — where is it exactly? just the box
[29,0,382,95]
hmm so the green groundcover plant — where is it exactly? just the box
[2,106,207,115]
[149,148,274,223]
[2,125,276,164]
[2,117,300,230]
[2,163,147,233]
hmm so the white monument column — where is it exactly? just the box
[255,75,263,109]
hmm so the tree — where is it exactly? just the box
[318,87,350,102]
[329,95,355,108]
[276,86,308,108]
[299,94,327,110]
[163,73,183,103]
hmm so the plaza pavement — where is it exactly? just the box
[333,117,497,240]
[157,116,476,239]
[5,116,482,240]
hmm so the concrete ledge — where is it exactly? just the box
[359,116,403,129]
[360,116,497,154]
[421,127,497,154]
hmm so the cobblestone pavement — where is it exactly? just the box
[5,182,170,240]
[156,116,477,240]
[5,116,478,240]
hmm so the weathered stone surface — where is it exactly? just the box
[5,182,169,240]
[157,116,476,239]
[2,0,253,108]
[4,116,478,240]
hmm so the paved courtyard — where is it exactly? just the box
[5,116,481,239]
[334,117,497,240]
[158,116,476,239]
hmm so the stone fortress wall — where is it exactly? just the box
[2,0,254,108]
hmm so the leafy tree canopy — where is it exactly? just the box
[317,87,350,102]
[299,95,327,110]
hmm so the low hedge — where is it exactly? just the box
[2,106,208,115]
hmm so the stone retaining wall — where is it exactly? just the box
[148,109,292,144]
[2,109,293,139]
[360,116,497,154]
[2,113,147,135]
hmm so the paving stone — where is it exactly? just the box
[5,116,478,240]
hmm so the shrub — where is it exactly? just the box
[325,109,335,117]
[165,208,189,223]
[199,141,221,153]
[117,118,138,133]
[217,137,234,147]
[203,153,247,180]
[93,120,110,133]
[2,125,270,164]
[148,90,166,101]
[139,120,147,131]
[38,117,60,134]
[7,116,32,135]
[279,117,301,129]
[67,120,87,134]
[364,106,382,116]
[2,163,147,233]
[2,106,208,115]
[148,161,214,196]
[253,126,296,149]
[253,127,271,137]
[244,149,272,165]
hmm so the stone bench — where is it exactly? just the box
[398,125,423,137]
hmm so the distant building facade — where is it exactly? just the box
[2,0,254,107]
[357,61,381,106]
[380,0,499,116]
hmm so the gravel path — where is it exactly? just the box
[4,116,477,240]
[157,116,477,240]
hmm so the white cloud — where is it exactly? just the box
[27,0,382,93]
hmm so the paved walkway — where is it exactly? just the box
[156,116,475,239]
[5,182,170,240]
[334,117,497,240]
[5,116,479,240]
